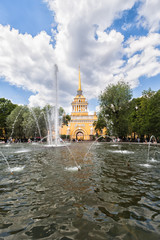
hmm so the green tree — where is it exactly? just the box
[62,114,71,126]
[5,104,72,140]
[6,105,27,139]
[139,89,155,138]
[148,90,160,138]
[128,97,142,139]
[0,98,17,138]
[7,106,49,140]
[59,106,65,116]
[128,88,160,141]
[58,106,71,126]
[22,107,47,139]
[99,81,132,138]
[22,110,37,139]
[93,113,106,133]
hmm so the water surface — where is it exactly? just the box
[0,142,160,240]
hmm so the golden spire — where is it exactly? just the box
[78,66,81,91]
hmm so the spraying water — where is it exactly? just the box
[54,64,59,146]
[29,108,42,140]
[10,107,24,140]
[60,138,80,170]
[0,151,12,174]
[43,64,59,146]
[147,135,160,161]
[83,135,113,162]
[148,135,157,160]
[46,106,53,145]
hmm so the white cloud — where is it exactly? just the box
[121,33,160,87]
[44,0,136,31]
[96,105,100,113]
[122,23,132,31]
[125,33,160,57]
[43,0,160,100]
[42,0,135,107]
[137,0,160,32]
[1,0,160,113]
[0,24,57,107]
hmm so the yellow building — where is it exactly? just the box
[61,69,98,140]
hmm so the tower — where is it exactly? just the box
[71,67,88,116]
[60,67,98,140]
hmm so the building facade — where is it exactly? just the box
[61,69,98,140]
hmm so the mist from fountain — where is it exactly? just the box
[147,135,160,161]
[59,137,81,170]
[54,64,59,146]
[29,107,42,140]
[83,135,114,162]
[7,64,60,147]
[43,64,61,147]
[46,106,53,145]
[10,107,24,140]
[0,151,12,174]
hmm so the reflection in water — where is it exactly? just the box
[107,149,135,154]
[64,166,81,171]
[0,142,160,239]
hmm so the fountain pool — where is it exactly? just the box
[0,142,160,239]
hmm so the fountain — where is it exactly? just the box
[10,107,24,140]
[0,151,12,174]
[147,135,160,162]
[83,134,114,162]
[44,64,61,146]
[60,137,81,171]
[29,107,42,140]
[1,66,160,239]
[1,121,160,240]
[54,64,59,146]
[6,64,61,147]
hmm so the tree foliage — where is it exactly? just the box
[1,86,160,141]
[0,98,17,138]
[62,114,71,126]
[128,89,160,140]
[99,81,132,138]
[148,90,160,137]
[5,103,67,140]
[93,113,106,132]
[22,107,47,139]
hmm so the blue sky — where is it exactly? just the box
[0,0,160,113]
[0,0,53,105]
[0,0,53,36]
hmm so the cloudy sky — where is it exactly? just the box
[0,0,160,113]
